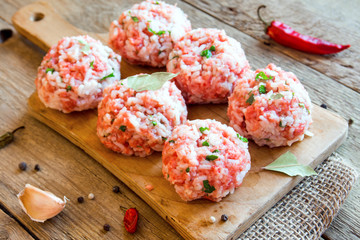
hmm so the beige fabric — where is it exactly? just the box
[239,153,357,239]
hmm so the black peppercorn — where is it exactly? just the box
[221,214,228,221]
[112,186,120,193]
[18,162,27,171]
[103,224,110,231]
[320,103,327,109]
[77,196,84,203]
[34,164,41,171]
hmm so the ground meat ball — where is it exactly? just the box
[97,76,187,157]
[109,0,191,67]
[228,63,312,147]
[35,35,121,113]
[162,119,251,202]
[167,28,250,104]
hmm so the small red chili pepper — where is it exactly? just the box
[257,5,350,55]
[123,208,138,233]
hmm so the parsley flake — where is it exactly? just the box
[46,68,55,74]
[199,127,209,133]
[209,45,216,51]
[271,93,284,100]
[169,140,175,143]
[259,85,266,94]
[237,133,248,143]
[279,121,285,128]
[147,27,166,35]
[151,121,157,126]
[202,140,210,146]
[212,149,220,153]
[119,125,127,132]
[131,16,139,22]
[90,61,94,69]
[66,85,71,92]
[202,180,215,193]
[101,72,115,81]
[255,71,273,81]
[162,137,167,141]
[205,155,218,161]
[246,93,255,105]
[186,167,190,173]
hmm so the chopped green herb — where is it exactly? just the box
[255,71,273,81]
[46,68,55,74]
[155,1,159,4]
[111,119,115,124]
[186,167,190,173]
[167,174,169,178]
[205,155,218,161]
[202,140,210,146]
[299,103,305,108]
[237,133,248,143]
[101,72,115,81]
[199,127,209,133]
[209,45,216,51]
[158,50,163,55]
[119,125,127,132]
[271,93,284,100]
[81,44,90,55]
[169,140,175,143]
[131,16,139,22]
[202,180,215,193]
[151,121,157,126]
[168,30,171,35]
[259,85,266,94]
[200,49,212,58]
[66,85,71,92]
[90,61,94,69]
[162,137,167,141]
[212,149,220,153]
[78,39,86,44]
[171,55,179,60]
[246,93,255,105]
[279,121,285,128]
[147,27,166,35]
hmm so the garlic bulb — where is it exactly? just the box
[17,184,67,222]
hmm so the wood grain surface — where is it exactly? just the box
[0,0,359,239]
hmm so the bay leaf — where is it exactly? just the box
[263,151,317,177]
[127,72,178,92]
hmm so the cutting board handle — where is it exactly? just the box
[11,1,101,51]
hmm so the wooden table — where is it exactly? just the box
[0,0,359,239]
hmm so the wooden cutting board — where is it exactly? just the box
[13,2,348,239]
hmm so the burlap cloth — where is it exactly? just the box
[239,153,357,239]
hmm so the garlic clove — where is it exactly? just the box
[17,184,67,223]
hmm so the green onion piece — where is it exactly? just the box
[162,137,167,141]
[119,125,127,132]
[200,49,212,58]
[199,127,209,133]
[299,103,305,108]
[90,61,94,69]
[131,16,139,22]
[66,85,71,92]
[186,167,190,173]
[259,85,266,94]
[169,140,175,143]
[147,27,166,35]
[151,121,157,126]
[202,140,210,146]
[237,133,248,143]
[209,45,216,51]
[205,155,218,161]
[255,71,273,81]
[202,180,215,193]
[46,68,55,74]
[101,72,115,81]
[246,93,255,105]
[212,149,220,153]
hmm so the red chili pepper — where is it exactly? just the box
[123,208,138,233]
[257,5,350,55]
